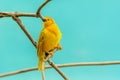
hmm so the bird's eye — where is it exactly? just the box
[47,19,49,21]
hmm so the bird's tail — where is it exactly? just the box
[37,46,45,80]
[38,55,45,80]
[38,55,45,71]
[37,46,45,71]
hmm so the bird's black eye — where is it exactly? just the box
[47,19,49,21]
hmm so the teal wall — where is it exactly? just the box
[0,0,120,80]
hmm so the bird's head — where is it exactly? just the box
[43,16,55,27]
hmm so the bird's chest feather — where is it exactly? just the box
[43,26,61,51]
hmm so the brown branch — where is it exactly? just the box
[0,61,120,78]
[47,60,69,80]
[12,16,37,48]
[0,12,36,18]
[45,49,57,61]
[0,0,51,19]
[36,0,51,21]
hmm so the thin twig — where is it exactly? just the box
[41,71,45,80]
[36,0,51,21]
[45,55,52,62]
[0,61,120,78]
[45,49,69,80]
[45,49,57,61]
[0,12,36,18]
[47,60,69,80]
[41,62,45,80]
[12,16,37,48]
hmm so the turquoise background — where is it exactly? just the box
[0,0,120,80]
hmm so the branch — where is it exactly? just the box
[47,60,69,80]
[0,61,120,78]
[0,12,36,18]
[0,0,51,19]
[36,0,51,21]
[12,16,37,48]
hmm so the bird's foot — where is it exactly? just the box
[56,44,62,50]
[48,51,54,56]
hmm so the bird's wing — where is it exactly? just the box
[37,30,46,70]
[37,30,45,57]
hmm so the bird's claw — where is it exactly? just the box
[56,44,62,50]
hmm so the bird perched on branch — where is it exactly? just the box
[37,16,62,71]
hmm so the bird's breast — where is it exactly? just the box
[43,27,62,51]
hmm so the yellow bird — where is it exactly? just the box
[37,16,62,71]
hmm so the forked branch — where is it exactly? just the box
[12,16,37,48]
[0,12,36,18]
[36,0,51,21]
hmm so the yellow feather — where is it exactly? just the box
[37,16,62,70]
